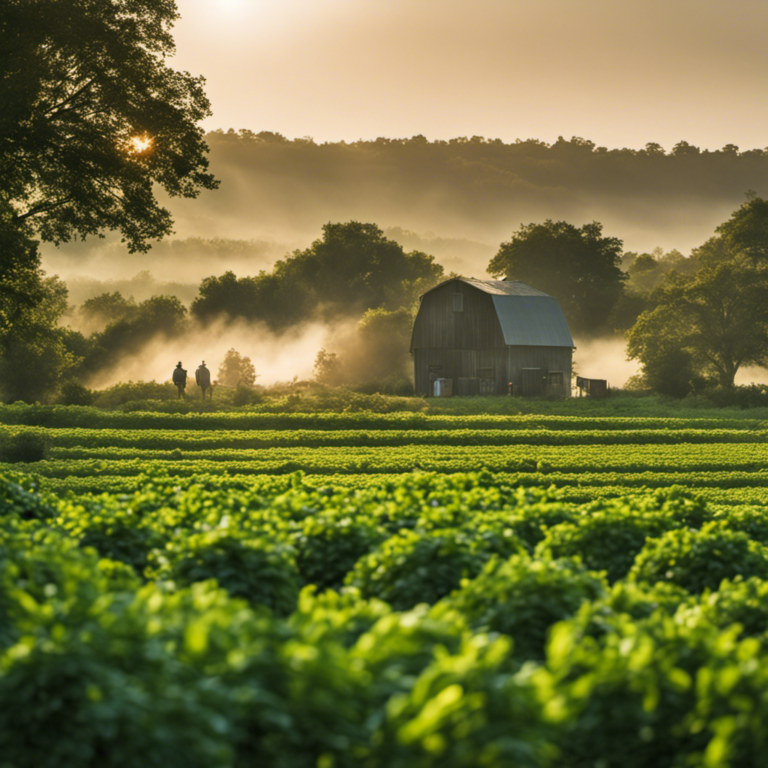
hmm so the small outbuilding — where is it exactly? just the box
[410,277,574,397]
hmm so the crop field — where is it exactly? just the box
[3,401,768,766]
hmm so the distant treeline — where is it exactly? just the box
[179,131,768,254]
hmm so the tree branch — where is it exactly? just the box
[44,77,97,119]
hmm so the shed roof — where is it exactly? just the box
[422,277,574,348]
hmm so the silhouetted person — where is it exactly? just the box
[172,361,187,399]
[196,361,212,400]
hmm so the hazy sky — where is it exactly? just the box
[171,0,768,150]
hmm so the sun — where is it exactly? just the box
[129,135,153,154]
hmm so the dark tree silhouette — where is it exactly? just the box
[0,0,217,253]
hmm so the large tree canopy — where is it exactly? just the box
[0,0,217,252]
[627,260,768,392]
[487,220,626,334]
[626,200,768,395]
[192,222,444,329]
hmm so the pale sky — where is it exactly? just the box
[171,0,768,150]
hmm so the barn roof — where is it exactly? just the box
[422,277,574,348]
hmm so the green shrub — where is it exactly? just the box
[711,508,768,545]
[0,430,50,463]
[539,614,714,768]
[56,498,169,574]
[59,381,95,406]
[344,529,495,610]
[148,529,300,615]
[681,577,768,639]
[446,554,607,661]
[535,512,666,584]
[0,473,55,520]
[629,525,768,594]
[293,514,387,590]
[289,586,393,649]
[366,630,552,768]
[0,580,248,768]
[93,380,178,407]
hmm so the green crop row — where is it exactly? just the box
[2,403,765,431]
[6,424,768,450]
[29,471,768,508]
[4,470,768,767]
[15,442,768,477]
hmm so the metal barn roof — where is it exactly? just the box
[491,295,573,347]
[460,278,550,297]
[422,277,574,348]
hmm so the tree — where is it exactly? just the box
[217,349,257,388]
[80,292,137,328]
[487,220,626,334]
[191,222,444,329]
[0,0,217,254]
[313,350,343,386]
[0,274,77,402]
[83,295,188,375]
[627,262,768,393]
[714,195,768,265]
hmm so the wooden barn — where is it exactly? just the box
[410,277,574,397]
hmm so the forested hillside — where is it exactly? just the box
[43,132,768,283]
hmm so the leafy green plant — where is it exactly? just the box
[629,525,768,594]
[345,529,494,610]
[535,510,666,583]
[148,529,300,615]
[292,514,387,590]
[446,554,607,661]
[0,430,50,462]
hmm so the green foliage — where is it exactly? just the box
[79,291,137,328]
[535,506,668,583]
[539,613,710,767]
[5,402,768,765]
[628,223,768,392]
[59,381,95,406]
[0,270,77,403]
[345,528,494,610]
[0,0,216,253]
[629,525,768,594]
[685,577,768,639]
[93,380,179,407]
[85,295,188,375]
[367,631,552,768]
[217,348,257,388]
[488,219,626,334]
[293,514,387,591]
[0,429,50,463]
[446,554,607,660]
[0,473,54,520]
[191,221,443,329]
[148,529,300,615]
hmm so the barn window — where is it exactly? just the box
[478,367,493,380]
[452,293,463,312]
[428,365,444,379]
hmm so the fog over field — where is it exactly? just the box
[40,133,768,389]
[42,133,768,294]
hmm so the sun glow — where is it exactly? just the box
[129,135,153,154]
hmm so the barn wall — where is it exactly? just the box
[413,348,508,396]
[507,346,572,396]
[412,280,573,397]
[411,281,506,350]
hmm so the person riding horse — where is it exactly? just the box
[172,362,187,399]
[195,361,212,400]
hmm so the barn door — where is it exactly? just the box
[521,368,544,395]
